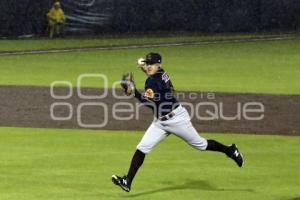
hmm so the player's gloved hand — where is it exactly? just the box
[120,72,135,96]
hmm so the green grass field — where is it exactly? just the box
[0,35,299,200]
[0,39,300,94]
[0,33,289,52]
[0,127,299,200]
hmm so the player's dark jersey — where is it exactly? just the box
[134,68,179,118]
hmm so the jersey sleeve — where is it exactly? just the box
[133,78,156,109]
[133,89,148,103]
[144,78,157,99]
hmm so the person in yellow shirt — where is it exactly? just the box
[47,2,66,38]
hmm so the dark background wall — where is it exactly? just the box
[1,0,300,37]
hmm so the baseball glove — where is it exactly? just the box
[120,72,135,96]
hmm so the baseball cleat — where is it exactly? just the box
[227,144,244,167]
[112,175,131,192]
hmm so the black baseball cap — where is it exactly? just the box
[144,52,162,64]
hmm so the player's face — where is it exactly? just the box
[146,64,159,76]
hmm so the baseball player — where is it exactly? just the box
[112,52,244,192]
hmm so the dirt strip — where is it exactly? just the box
[1,34,300,56]
[0,86,299,135]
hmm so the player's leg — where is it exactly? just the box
[129,122,168,184]
[164,107,244,167]
[164,117,208,151]
[168,120,243,167]
[112,122,168,192]
[112,150,144,192]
